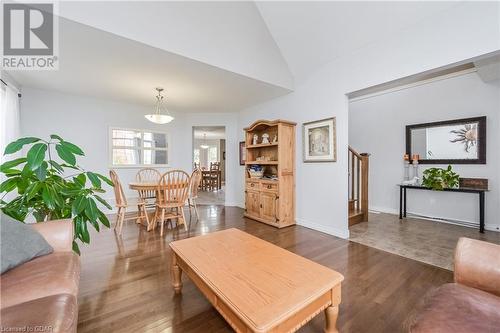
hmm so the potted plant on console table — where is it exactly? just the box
[0,135,113,254]
[422,165,460,190]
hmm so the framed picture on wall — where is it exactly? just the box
[303,117,337,162]
[239,141,246,165]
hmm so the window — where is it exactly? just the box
[110,128,168,167]
[193,149,200,165]
[208,146,218,164]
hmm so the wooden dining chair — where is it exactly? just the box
[154,170,190,236]
[109,170,149,235]
[206,162,220,191]
[135,168,161,206]
[188,169,202,221]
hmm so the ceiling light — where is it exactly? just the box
[145,87,174,124]
[200,133,209,149]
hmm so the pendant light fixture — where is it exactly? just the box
[200,133,209,149]
[145,87,174,124]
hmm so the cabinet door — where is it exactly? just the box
[245,190,260,217]
[260,192,277,222]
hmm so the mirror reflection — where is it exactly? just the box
[410,122,479,160]
[406,116,486,164]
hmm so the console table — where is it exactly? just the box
[398,185,488,233]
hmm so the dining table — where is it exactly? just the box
[129,181,189,191]
[129,181,189,229]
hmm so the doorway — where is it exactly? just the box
[347,59,500,270]
[192,126,226,205]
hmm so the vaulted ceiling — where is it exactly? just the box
[7,1,293,113]
[256,1,462,80]
[6,1,481,113]
[8,17,291,113]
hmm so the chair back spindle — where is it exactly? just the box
[136,168,161,199]
[110,170,127,207]
[158,170,190,206]
[189,169,202,199]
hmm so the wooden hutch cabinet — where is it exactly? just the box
[243,120,296,228]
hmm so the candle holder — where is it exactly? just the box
[412,154,420,185]
[403,154,410,181]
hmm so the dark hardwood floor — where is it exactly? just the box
[77,206,452,332]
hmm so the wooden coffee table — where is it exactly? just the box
[169,228,344,333]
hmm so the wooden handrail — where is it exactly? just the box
[348,147,370,223]
[348,146,363,159]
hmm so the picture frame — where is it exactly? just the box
[239,141,246,165]
[303,117,337,162]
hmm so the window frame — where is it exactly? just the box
[108,127,170,168]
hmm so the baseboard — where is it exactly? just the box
[369,206,399,215]
[224,201,242,207]
[370,206,500,232]
[234,202,245,209]
[296,218,349,239]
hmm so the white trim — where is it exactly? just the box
[1,72,21,93]
[296,218,349,239]
[108,126,170,168]
[234,202,245,209]
[349,68,477,102]
[370,206,500,232]
[223,201,241,207]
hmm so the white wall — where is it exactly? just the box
[19,87,190,206]
[19,88,241,209]
[237,2,500,239]
[349,72,500,231]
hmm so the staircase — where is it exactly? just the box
[348,146,370,226]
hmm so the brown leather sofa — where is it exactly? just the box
[409,237,500,333]
[1,220,80,332]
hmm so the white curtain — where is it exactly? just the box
[0,82,21,165]
[0,82,21,210]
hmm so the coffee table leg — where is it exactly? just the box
[324,285,341,333]
[172,254,183,294]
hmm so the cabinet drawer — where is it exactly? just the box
[246,180,260,190]
[261,182,278,192]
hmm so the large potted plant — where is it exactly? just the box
[0,135,113,254]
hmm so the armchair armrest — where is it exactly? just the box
[31,219,74,252]
[454,237,500,297]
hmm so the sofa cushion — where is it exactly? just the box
[0,252,80,309]
[0,294,77,333]
[0,213,53,274]
[409,283,500,333]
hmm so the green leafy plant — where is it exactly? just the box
[422,165,460,191]
[0,135,113,254]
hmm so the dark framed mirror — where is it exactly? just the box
[406,116,486,164]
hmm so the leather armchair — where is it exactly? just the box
[454,237,500,297]
[409,237,500,333]
[31,219,74,252]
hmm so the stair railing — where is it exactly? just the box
[348,146,370,222]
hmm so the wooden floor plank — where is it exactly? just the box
[77,206,452,332]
